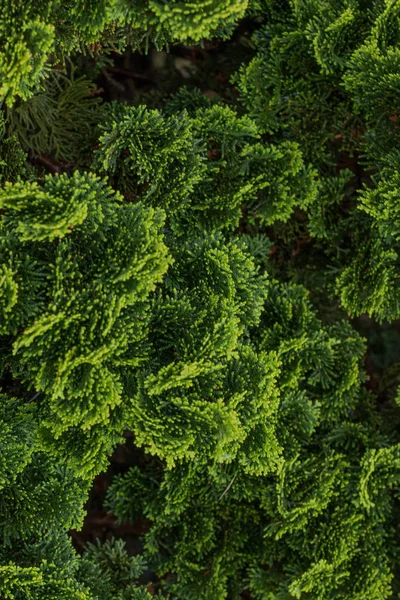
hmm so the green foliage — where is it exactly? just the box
[112,0,249,43]
[127,234,281,470]
[0,170,170,475]
[0,392,93,599]
[0,113,29,186]
[334,157,400,321]
[95,102,317,232]
[93,103,203,215]
[107,283,398,600]
[0,0,54,106]
[6,68,105,166]
[343,40,400,163]
[0,526,160,599]
[231,0,400,325]
[143,0,248,41]
[77,538,165,599]
[0,392,163,599]
[335,227,400,320]
[3,1,400,599]
[0,0,249,106]
[0,393,89,546]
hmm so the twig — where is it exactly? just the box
[218,475,237,500]
[27,391,41,403]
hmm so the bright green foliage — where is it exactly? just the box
[108,283,398,600]
[0,170,170,474]
[2,1,400,599]
[1,452,88,543]
[112,0,248,43]
[0,563,45,600]
[0,0,54,105]
[306,169,354,240]
[127,234,281,470]
[95,103,317,232]
[242,141,318,226]
[0,390,164,599]
[340,8,400,163]
[188,105,317,230]
[234,0,400,168]
[143,0,248,40]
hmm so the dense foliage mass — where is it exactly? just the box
[1,1,400,598]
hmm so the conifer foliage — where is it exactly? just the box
[1,0,400,599]
[1,170,170,474]
[94,103,317,232]
[0,0,248,105]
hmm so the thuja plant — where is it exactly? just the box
[334,30,400,321]
[107,282,400,599]
[93,102,317,232]
[0,392,161,600]
[0,106,319,597]
[0,168,170,476]
[0,92,317,474]
[233,0,400,323]
[5,67,105,167]
[0,0,249,106]
[2,0,400,599]
[0,134,169,596]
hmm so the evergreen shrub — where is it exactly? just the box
[1,1,400,599]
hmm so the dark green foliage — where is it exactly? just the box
[6,68,105,166]
[0,391,162,599]
[77,538,165,599]
[0,393,91,599]
[163,86,216,116]
[237,0,400,167]
[0,113,28,185]
[232,0,400,324]
[233,0,355,165]
[332,155,400,321]
[95,103,317,232]
[343,41,400,164]
[0,0,249,106]
[93,103,203,215]
[0,526,160,599]
[335,216,400,321]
